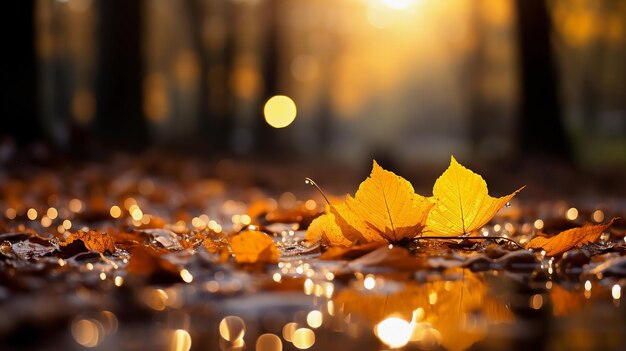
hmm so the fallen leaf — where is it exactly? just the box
[306,161,433,246]
[230,230,279,264]
[127,245,181,282]
[527,218,616,257]
[319,242,385,260]
[306,212,352,247]
[425,156,524,236]
[345,161,434,242]
[348,246,426,271]
[60,230,116,253]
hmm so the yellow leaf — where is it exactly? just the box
[306,161,433,245]
[526,218,616,256]
[426,156,523,236]
[342,161,434,243]
[331,202,383,244]
[230,230,279,264]
[305,212,353,247]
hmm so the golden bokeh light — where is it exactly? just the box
[71,319,103,348]
[612,284,621,300]
[144,288,168,311]
[263,95,297,129]
[592,210,604,223]
[47,207,58,219]
[180,269,194,283]
[69,198,83,213]
[566,207,578,221]
[5,208,16,220]
[169,329,192,351]
[292,328,315,349]
[282,322,299,342]
[375,317,411,348]
[27,208,38,221]
[255,333,282,351]
[306,310,323,329]
[219,316,246,342]
[363,275,376,290]
[110,205,122,218]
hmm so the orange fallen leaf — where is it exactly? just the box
[127,245,180,278]
[229,230,279,264]
[526,218,616,256]
[425,156,524,236]
[306,161,433,246]
[60,230,116,253]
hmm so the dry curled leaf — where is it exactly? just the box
[306,161,433,246]
[230,230,279,264]
[425,156,524,236]
[527,218,616,257]
[60,230,116,253]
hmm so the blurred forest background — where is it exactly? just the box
[2,0,626,170]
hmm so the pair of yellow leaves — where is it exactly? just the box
[307,156,524,246]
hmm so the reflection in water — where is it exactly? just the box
[375,317,411,348]
[612,284,621,301]
[334,271,513,351]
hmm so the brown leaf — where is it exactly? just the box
[348,246,427,271]
[229,230,279,264]
[527,218,617,256]
[60,230,116,253]
[319,242,384,260]
[127,245,180,279]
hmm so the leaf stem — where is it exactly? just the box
[304,177,331,206]
[414,235,524,249]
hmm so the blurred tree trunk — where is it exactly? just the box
[185,0,233,152]
[514,0,571,160]
[467,1,486,156]
[255,0,280,153]
[95,0,147,151]
[2,1,41,144]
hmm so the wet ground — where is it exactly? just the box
[1,154,626,351]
